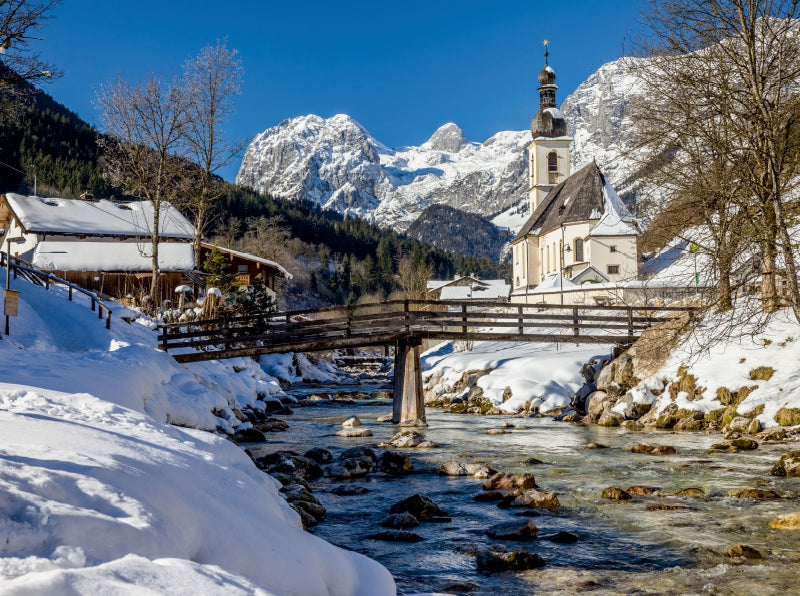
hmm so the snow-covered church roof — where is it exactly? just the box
[514,161,636,241]
[4,193,195,239]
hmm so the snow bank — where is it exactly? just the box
[637,308,800,428]
[422,340,612,413]
[0,276,395,594]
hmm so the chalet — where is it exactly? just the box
[511,49,639,304]
[0,192,195,301]
[198,242,292,300]
[427,276,511,301]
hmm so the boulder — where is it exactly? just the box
[651,445,677,455]
[439,461,496,478]
[304,447,333,464]
[380,512,420,529]
[330,485,371,496]
[389,494,448,519]
[626,485,659,496]
[340,446,377,461]
[486,519,538,541]
[771,451,800,477]
[483,472,537,491]
[234,427,267,443]
[597,410,624,427]
[377,451,413,475]
[259,452,323,481]
[498,491,560,510]
[387,430,428,448]
[584,391,613,422]
[632,443,654,454]
[724,544,761,559]
[328,456,374,479]
[335,427,373,438]
[769,513,800,529]
[731,488,780,499]
[341,416,362,427]
[476,550,546,574]
[674,487,706,497]
[616,392,653,420]
[602,487,632,500]
[366,530,424,542]
[289,499,326,523]
[257,418,289,432]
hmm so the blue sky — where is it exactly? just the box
[32,1,642,181]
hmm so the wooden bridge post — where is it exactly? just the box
[392,336,426,427]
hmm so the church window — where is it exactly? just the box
[574,238,584,261]
[547,152,558,184]
[610,245,617,253]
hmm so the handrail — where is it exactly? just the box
[1,253,112,329]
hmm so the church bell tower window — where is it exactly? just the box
[548,151,558,184]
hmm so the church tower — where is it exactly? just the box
[527,42,572,214]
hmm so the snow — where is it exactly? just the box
[32,240,194,272]
[637,308,800,428]
[0,271,395,594]
[5,194,194,239]
[423,340,610,414]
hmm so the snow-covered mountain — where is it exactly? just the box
[236,57,643,233]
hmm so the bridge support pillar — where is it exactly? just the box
[392,337,427,426]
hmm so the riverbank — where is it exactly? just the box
[0,280,395,594]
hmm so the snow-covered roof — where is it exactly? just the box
[530,273,579,293]
[4,193,195,239]
[32,241,194,272]
[201,243,293,280]
[439,284,510,300]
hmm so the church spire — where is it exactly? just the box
[538,40,557,109]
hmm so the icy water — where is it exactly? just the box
[250,381,800,596]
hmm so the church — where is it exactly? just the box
[510,47,639,304]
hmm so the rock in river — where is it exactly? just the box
[486,519,538,541]
[377,451,413,475]
[476,550,546,573]
[439,460,496,478]
[380,512,420,529]
[336,427,373,438]
[483,472,537,491]
[389,494,448,520]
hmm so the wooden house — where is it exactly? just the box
[0,192,196,301]
[198,242,292,299]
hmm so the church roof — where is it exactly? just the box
[513,161,635,241]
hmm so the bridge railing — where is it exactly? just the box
[157,299,695,362]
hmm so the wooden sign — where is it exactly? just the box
[4,290,18,316]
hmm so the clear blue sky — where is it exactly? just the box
[32,1,643,181]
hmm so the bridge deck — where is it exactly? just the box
[157,300,693,363]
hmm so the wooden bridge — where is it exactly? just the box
[157,300,692,425]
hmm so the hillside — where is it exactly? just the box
[406,204,513,261]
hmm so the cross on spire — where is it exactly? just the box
[544,39,549,66]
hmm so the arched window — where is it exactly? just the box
[547,151,558,184]
[574,238,584,262]
[547,151,558,172]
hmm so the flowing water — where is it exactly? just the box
[250,380,800,595]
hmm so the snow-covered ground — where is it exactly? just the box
[0,278,395,594]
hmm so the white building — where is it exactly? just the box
[511,49,639,304]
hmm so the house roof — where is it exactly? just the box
[529,272,578,293]
[439,284,510,300]
[31,240,194,272]
[201,242,292,280]
[4,193,195,239]
[570,265,609,285]
[427,276,507,291]
[514,161,635,242]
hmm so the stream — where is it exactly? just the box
[249,379,800,596]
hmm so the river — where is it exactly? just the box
[249,380,800,596]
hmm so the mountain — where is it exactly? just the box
[236,57,646,236]
[405,204,513,261]
[236,116,529,231]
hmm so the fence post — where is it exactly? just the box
[91,296,96,311]
[573,306,580,337]
[518,304,524,336]
[461,303,467,334]
[404,300,410,332]
[69,286,73,301]
[627,307,634,337]
[106,309,111,330]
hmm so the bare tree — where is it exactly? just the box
[97,73,188,304]
[0,1,60,118]
[397,257,433,300]
[239,215,290,262]
[181,39,244,265]
[628,0,800,321]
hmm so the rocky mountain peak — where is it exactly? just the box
[424,122,470,153]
